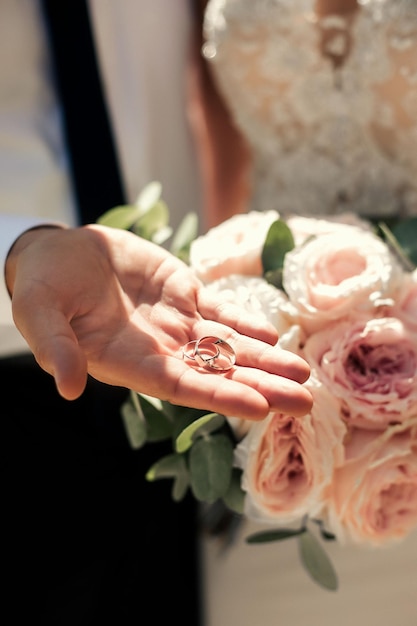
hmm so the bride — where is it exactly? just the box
[190,1,417,624]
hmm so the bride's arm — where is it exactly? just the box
[187,0,252,230]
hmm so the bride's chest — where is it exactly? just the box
[204,0,417,137]
[204,0,417,217]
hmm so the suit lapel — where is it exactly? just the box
[40,0,126,224]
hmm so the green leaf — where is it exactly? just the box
[161,402,210,440]
[261,220,295,274]
[136,394,173,442]
[97,181,172,244]
[298,530,338,591]
[130,201,171,243]
[171,470,190,502]
[246,527,306,544]
[263,268,284,290]
[391,217,417,268]
[189,434,234,503]
[378,221,416,271]
[120,396,147,449]
[312,518,337,541]
[222,468,245,515]
[146,453,186,480]
[145,453,190,502]
[319,527,337,541]
[136,180,162,212]
[175,413,225,453]
[160,401,204,420]
[170,212,199,261]
[96,204,142,230]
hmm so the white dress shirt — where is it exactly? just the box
[0,0,202,356]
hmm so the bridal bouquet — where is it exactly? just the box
[99,183,417,590]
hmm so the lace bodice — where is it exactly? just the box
[203,0,417,219]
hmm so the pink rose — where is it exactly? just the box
[283,227,402,333]
[235,380,346,525]
[327,419,417,545]
[189,210,279,282]
[304,316,417,429]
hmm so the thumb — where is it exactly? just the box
[17,306,89,400]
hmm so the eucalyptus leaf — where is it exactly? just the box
[189,434,234,503]
[319,527,337,542]
[313,519,337,541]
[378,221,416,271]
[176,413,225,453]
[137,394,173,442]
[96,205,141,230]
[261,220,295,274]
[161,401,206,421]
[171,469,190,502]
[136,180,162,213]
[263,268,284,290]
[170,212,199,261]
[145,453,187,481]
[161,403,210,440]
[391,217,417,268]
[130,201,170,241]
[222,468,245,515]
[120,397,147,449]
[246,527,306,544]
[146,454,190,502]
[298,530,338,591]
[139,393,163,411]
[151,225,173,246]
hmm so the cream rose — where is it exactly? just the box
[282,227,402,333]
[235,380,346,525]
[286,213,373,247]
[203,274,299,336]
[326,419,417,545]
[304,316,417,430]
[189,210,279,282]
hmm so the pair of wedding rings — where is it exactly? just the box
[182,336,236,372]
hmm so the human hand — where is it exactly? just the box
[6,225,313,420]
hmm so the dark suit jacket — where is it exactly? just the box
[2,2,202,624]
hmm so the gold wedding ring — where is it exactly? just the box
[182,336,236,372]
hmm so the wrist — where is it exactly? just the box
[5,225,66,297]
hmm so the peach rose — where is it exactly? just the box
[189,210,279,282]
[304,316,417,430]
[282,228,402,333]
[235,380,346,525]
[326,419,417,545]
[226,324,307,442]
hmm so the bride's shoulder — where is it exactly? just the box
[204,0,300,27]
[203,0,417,30]
[202,0,306,65]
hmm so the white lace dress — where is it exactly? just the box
[200,1,417,624]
